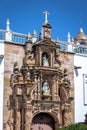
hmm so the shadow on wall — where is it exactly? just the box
[0,58,2,65]
[75,69,79,77]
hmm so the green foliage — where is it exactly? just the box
[59,123,87,130]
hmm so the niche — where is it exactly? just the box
[42,53,50,67]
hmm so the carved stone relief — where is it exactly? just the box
[8,38,73,130]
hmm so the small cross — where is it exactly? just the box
[43,11,49,23]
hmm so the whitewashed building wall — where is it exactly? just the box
[0,40,4,130]
[74,54,87,123]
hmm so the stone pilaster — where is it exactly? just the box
[14,108,20,130]
[7,111,13,130]
[25,104,32,130]
[39,48,42,66]
[63,104,72,126]
[50,51,53,67]
[37,77,41,99]
[52,76,59,101]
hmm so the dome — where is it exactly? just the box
[74,28,87,40]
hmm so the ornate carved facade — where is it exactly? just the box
[4,21,74,130]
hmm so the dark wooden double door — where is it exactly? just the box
[32,113,55,130]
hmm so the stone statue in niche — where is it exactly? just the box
[42,54,49,67]
[42,80,50,95]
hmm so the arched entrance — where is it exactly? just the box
[32,113,55,130]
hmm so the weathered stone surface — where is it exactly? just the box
[3,42,25,128]
[3,40,74,130]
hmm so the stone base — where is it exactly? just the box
[42,94,51,100]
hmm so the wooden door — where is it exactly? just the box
[32,113,55,130]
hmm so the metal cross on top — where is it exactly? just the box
[43,11,49,23]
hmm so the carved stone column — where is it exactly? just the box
[7,111,13,130]
[52,76,59,100]
[63,105,72,126]
[37,77,41,99]
[35,49,39,66]
[52,79,56,100]
[50,51,53,67]
[39,48,42,66]
[58,104,62,128]
[14,108,21,130]
[40,73,43,99]
[34,72,38,100]
[25,104,32,130]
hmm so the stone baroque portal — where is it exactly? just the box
[6,21,74,130]
[8,38,73,130]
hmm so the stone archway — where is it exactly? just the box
[32,113,55,130]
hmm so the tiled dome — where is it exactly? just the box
[74,28,87,40]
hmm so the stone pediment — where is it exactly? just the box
[33,39,57,48]
[42,39,56,47]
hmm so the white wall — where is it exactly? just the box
[74,54,87,123]
[0,40,4,130]
[0,40,4,56]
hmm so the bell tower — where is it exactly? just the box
[41,11,52,39]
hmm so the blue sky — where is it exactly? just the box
[0,0,87,41]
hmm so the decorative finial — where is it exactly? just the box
[6,18,10,31]
[55,37,59,45]
[56,37,59,42]
[28,32,31,38]
[33,30,37,35]
[79,27,83,33]
[32,30,37,43]
[43,11,49,23]
[26,32,31,41]
[72,37,74,42]
[67,32,71,42]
